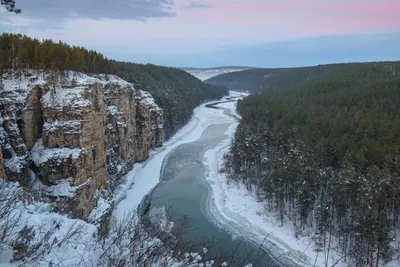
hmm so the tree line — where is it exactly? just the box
[226,61,400,266]
[206,61,400,93]
[0,33,228,138]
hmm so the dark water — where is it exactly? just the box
[146,101,299,266]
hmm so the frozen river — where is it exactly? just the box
[117,92,311,266]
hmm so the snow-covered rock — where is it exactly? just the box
[0,70,163,225]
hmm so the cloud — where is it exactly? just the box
[182,1,210,10]
[0,9,64,32]
[15,0,175,21]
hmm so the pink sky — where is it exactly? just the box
[2,0,399,46]
[174,0,400,35]
[1,0,399,66]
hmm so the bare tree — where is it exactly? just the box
[97,207,283,267]
[1,179,282,266]
[0,181,22,251]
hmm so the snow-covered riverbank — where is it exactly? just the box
[200,101,311,266]
[115,92,244,220]
[202,123,316,266]
[202,100,345,267]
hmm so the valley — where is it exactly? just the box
[0,21,399,267]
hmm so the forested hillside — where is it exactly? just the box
[226,61,400,266]
[0,33,228,138]
[116,62,228,137]
[205,62,400,93]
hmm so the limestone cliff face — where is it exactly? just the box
[135,90,163,161]
[103,79,137,189]
[0,70,163,221]
[21,86,43,150]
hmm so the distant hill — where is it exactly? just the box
[181,66,256,81]
[205,61,400,93]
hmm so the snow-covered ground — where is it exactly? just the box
[0,180,102,267]
[183,68,251,81]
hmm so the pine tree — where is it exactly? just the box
[17,47,28,69]
[72,47,85,72]
[1,0,21,13]
[33,44,41,69]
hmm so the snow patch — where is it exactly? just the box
[42,86,90,108]
[89,73,132,86]
[136,90,162,112]
[42,178,87,197]
[89,196,112,223]
[43,120,83,133]
[183,68,251,81]
[107,105,121,116]
[0,245,12,266]
[30,139,86,166]
[4,156,26,173]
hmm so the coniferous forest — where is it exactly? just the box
[0,33,228,138]
[226,62,400,265]
[206,62,400,94]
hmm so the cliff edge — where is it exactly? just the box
[0,70,163,224]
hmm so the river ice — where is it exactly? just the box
[115,93,242,219]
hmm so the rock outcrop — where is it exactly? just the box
[0,70,163,222]
[135,90,163,161]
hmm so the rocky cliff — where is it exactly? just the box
[0,70,163,223]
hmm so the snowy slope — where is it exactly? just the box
[182,67,254,81]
